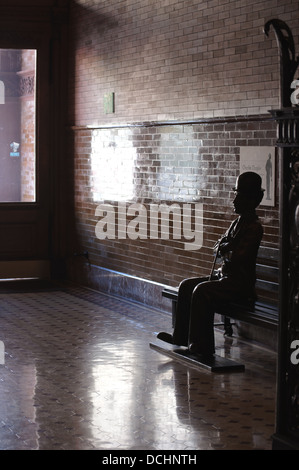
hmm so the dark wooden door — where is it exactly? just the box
[0,43,51,279]
[0,0,69,280]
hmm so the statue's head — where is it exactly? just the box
[233,172,264,214]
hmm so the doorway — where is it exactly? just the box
[0,49,36,203]
[0,45,51,280]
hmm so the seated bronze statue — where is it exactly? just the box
[157,171,264,357]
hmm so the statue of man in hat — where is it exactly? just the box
[157,172,264,357]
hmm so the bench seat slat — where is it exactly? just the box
[162,287,278,329]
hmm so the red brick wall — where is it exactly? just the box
[67,0,295,295]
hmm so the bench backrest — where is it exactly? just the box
[255,246,279,306]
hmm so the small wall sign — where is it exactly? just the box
[10,141,20,157]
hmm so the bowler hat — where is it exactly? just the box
[233,172,264,195]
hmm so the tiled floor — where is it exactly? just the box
[0,280,276,450]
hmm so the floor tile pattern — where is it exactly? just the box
[0,281,276,450]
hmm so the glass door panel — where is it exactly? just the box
[0,48,36,202]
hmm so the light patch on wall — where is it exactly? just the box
[91,129,135,202]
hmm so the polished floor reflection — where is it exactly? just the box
[0,281,276,450]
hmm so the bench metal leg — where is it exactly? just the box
[172,301,177,328]
[223,316,234,336]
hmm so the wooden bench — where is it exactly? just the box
[151,246,279,372]
[162,246,279,335]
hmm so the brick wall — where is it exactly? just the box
[67,0,294,304]
[20,49,36,202]
[69,117,278,289]
[69,0,299,125]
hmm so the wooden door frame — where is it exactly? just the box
[0,1,69,279]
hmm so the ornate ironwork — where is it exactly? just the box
[265,19,299,449]
[288,150,299,436]
[264,19,299,107]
